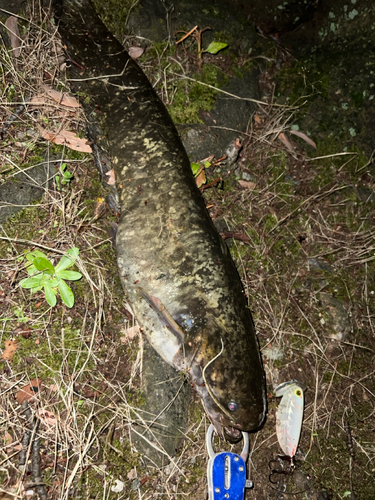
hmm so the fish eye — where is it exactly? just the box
[228,400,238,412]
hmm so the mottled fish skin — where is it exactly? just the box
[53,0,267,438]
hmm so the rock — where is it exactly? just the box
[130,341,190,467]
[0,160,58,224]
[308,258,333,273]
[319,292,351,342]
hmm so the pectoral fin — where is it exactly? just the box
[137,287,185,344]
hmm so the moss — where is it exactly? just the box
[91,0,138,40]
[169,64,224,124]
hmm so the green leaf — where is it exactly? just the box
[58,279,75,308]
[191,162,200,176]
[56,270,82,281]
[44,282,57,307]
[204,41,228,54]
[26,264,40,276]
[33,256,55,274]
[66,247,79,259]
[48,278,59,288]
[20,276,44,289]
[203,160,212,169]
[62,170,74,181]
[55,248,79,272]
[26,249,46,263]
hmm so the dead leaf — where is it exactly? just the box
[49,384,59,392]
[220,231,250,245]
[127,468,138,480]
[238,180,256,190]
[2,339,18,361]
[41,84,80,108]
[37,409,58,426]
[16,378,42,404]
[195,169,206,188]
[29,94,49,106]
[290,129,317,149]
[14,326,32,339]
[277,132,294,152]
[128,46,144,59]
[38,125,92,153]
[120,325,140,342]
[82,386,101,398]
[254,113,262,124]
[104,168,116,186]
[5,431,13,446]
[5,16,22,58]
[94,198,107,218]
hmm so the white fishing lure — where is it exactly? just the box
[275,380,306,458]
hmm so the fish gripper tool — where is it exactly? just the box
[206,424,254,500]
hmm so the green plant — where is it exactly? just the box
[19,247,82,308]
[14,306,30,323]
[55,163,74,190]
[176,26,228,70]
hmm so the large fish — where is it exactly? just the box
[53,0,266,441]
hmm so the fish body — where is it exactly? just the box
[275,380,305,457]
[54,0,266,439]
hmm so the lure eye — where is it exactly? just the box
[295,389,302,397]
[228,400,238,412]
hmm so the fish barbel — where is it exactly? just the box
[53,0,267,440]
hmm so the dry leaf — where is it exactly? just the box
[120,325,140,342]
[127,468,138,480]
[37,409,58,426]
[2,339,18,361]
[238,180,256,190]
[254,113,262,124]
[82,386,101,398]
[195,169,206,188]
[128,46,144,59]
[277,132,294,152]
[290,129,317,149]
[221,231,250,245]
[16,378,42,404]
[49,384,59,392]
[104,168,116,185]
[5,16,21,58]
[94,197,107,218]
[5,431,13,445]
[29,94,48,105]
[38,125,92,153]
[41,84,80,108]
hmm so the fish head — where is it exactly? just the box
[196,337,267,442]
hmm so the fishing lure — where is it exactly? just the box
[275,380,306,459]
[269,380,309,493]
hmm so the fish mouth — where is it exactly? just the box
[223,425,243,443]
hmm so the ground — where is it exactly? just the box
[0,1,374,500]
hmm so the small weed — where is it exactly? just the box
[13,306,30,323]
[55,162,74,190]
[19,247,82,308]
[176,25,228,70]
